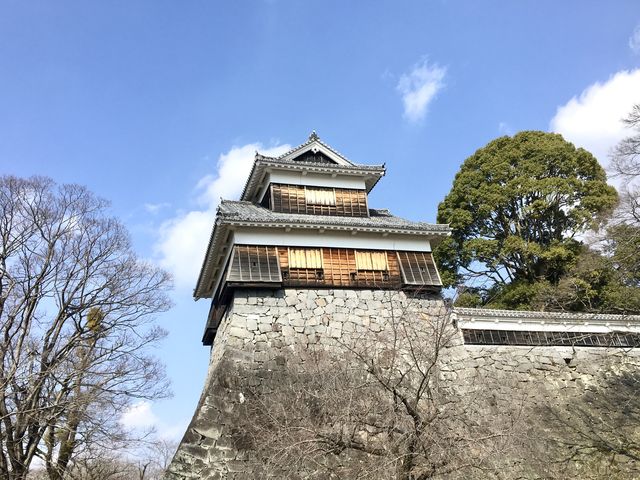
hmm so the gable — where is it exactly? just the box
[290,149,336,164]
[277,136,354,166]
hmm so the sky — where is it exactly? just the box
[2,1,640,443]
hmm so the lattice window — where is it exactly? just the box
[288,248,323,269]
[462,329,640,348]
[355,251,388,271]
[397,251,441,286]
[226,245,282,282]
[305,188,336,206]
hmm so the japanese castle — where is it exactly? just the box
[194,132,450,345]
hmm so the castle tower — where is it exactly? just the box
[195,132,449,344]
[166,133,451,478]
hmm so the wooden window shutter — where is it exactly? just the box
[305,188,336,206]
[289,248,323,269]
[355,251,388,271]
[355,251,371,270]
[396,251,442,286]
[226,245,282,282]
[371,252,388,270]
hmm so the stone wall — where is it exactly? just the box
[166,288,640,479]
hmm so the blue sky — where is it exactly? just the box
[2,1,640,441]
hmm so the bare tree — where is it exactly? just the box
[0,176,172,480]
[227,296,522,479]
[611,105,640,182]
[64,455,136,480]
[27,437,179,480]
[611,104,640,225]
[135,437,180,480]
[145,437,179,475]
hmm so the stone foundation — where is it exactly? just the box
[166,289,640,479]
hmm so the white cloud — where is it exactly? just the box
[550,69,640,165]
[155,143,291,290]
[120,401,159,429]
[120,401,189,441]
[397,58,446,123]
[630,24,640,54]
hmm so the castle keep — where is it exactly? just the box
[167,134,640,479]
[194,131,449,346]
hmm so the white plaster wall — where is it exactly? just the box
[232,229,432,251]
[267,171,366,190]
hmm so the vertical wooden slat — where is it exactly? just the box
[271,184,369,217]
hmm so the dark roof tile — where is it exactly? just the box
[218,200,450,233]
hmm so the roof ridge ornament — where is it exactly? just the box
[309,130,319,141]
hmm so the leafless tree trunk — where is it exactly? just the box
[0,176,172,479]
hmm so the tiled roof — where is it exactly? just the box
[218,200,450,234]
[454,307,640,323]
[241,156,385,202]
[256,155,385,171]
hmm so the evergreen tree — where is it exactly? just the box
[436,131,618,308]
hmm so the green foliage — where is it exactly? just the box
[453,281,553,310]
[486,281,553,311]
[437,131,618,307]
[536,224,640,314]
[453,291,484,308]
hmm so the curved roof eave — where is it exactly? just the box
[240,158,386,202]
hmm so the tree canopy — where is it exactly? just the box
[435,131,618,307]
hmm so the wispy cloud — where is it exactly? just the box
[144,202,171,215]
[630,24,640,54]
[498,122,513,135]
[396,58,446,123]
[549,69,640,165]
[154,142,291,290]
